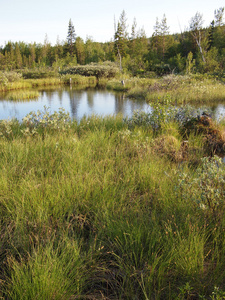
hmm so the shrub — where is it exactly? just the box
[60,62,120,79]
[0,71,22,85]
[22,69,57,79]
[21,106,71,137]
[176,156,225,214]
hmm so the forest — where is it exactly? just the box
[0,8,224,77]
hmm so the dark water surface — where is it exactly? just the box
[0,87,225,121]
[0,87,151,121]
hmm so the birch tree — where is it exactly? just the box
[189,12,206,63]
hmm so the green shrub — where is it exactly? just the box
[0,71,22,85]
[22,106,71,136]
[22,69,57,79]
[60,62,120,79]
[176,156,225,214]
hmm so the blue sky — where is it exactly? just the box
[1,0,224,46]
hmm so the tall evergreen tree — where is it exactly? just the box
[212,7,225,51]
[114,10,128,71]
[15,43,22,69]
[67,19,76,56]
[152,14,170,60]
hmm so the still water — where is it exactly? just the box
[0,87,151,121]
[0,87,225,121]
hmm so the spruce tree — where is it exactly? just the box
[67,19,76,56]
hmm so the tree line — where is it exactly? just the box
[0,7,224,76]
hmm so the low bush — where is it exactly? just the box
[60,62,120,79]
[0,71,22,86]
[22,69,57,79]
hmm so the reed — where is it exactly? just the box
[0,80,32,92]
[60,74,97,86]
[27,77,62,87]
[6,90,40,101]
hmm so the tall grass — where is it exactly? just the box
[107,75,225,104]
[0,109,225,299]
[6,90,40,101]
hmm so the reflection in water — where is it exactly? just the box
[87,90,94,109]
[0,87,225,122]
[115,93,126,115]
[0,87,151,121]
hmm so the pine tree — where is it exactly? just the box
[67,19,76,56]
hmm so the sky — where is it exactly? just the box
[0,0,224,47]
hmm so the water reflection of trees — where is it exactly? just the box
[87,90,94,109]
[69,90,83,118]
[2,87,225,121]
[44,90,54,105]
[115,93,126,115]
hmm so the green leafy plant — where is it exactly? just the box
[22,106,71,137]
[176,156,225,213]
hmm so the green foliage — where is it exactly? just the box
[125,98,204,132]
[186,51,196,74]
[0,71,22,85]
[6,91,40,101]
[60,74,96,86]
[0,11,225,75]
[60,62,119,79]
[7,240,88,299]
[22,69,57,79]
[67,19,76,56]
[22,106,71,136]
[176,156,225,214]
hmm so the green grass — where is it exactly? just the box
[0,110,225,299]
[107,74,225,104]
[6,90,40,101]
[0,73,97,93]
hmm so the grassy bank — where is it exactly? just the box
[1,69,225,105]
[107,74,225,104]
[0,106,225,299]
[0,70,98,93]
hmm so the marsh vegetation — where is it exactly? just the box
[0,104,225,299]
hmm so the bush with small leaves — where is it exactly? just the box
[60,62,120,79]
[22,106,71,136]
[175,156,225,214]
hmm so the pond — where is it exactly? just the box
[0,87,151,121]
[0,87,225,121]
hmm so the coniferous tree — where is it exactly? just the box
[152,14,170,61]
[212,7,225,51]
[15,43,22,68]
[114,10,129,71]
[67,19,76,56]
